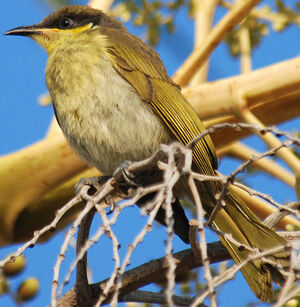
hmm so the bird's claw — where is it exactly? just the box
[105,195,115,215]
[114,161,140,188]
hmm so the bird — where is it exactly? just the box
[5,5,288,302]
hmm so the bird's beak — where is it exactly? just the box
[4,26,41,37]
[5,24,63,55]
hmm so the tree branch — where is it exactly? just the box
[56,242,230,307]
[56,230,298,307]
[173,0,262,86]
[120,290,196,306]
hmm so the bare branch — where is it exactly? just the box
[173,0,262,86]
[120,290,195,306]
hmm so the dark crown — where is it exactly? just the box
[36,5,126,31]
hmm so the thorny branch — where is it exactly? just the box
[1,123,299,306]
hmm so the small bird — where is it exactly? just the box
[5,5,287,302]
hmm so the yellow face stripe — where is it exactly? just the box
[39,23,93,34]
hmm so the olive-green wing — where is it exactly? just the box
[101,27,218,175]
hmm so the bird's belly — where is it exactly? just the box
[49,60,171,175]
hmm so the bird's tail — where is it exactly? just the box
[211,187,288,302]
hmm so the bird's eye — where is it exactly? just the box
[59,17,74,29]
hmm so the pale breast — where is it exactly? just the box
[46,44,171,175]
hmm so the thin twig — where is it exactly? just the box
[188,176,217,306]
[0,194,83,268]
[264,202,300,229]
[94,205,121,307]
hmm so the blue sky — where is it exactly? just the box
[0,1,299,306]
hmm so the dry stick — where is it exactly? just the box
[13,136,298,304]
[230,185,300,229]
[188,176,217,307]
[161,143,194,306]
[161,142,194,305]
[215,128,298,187]
[264,202,300,229]
[0,193,83,268]
[94,205,121,307]
[2,133,297,305]
[221,142,295,187]
[173,0,262,86]
[109,144,189,306]
[163,147,178,307]
[188,122,262,147]
[233,182,300,219]
[62,138,292,306]
[234,96,300,194]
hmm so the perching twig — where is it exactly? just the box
[75,208,95,299]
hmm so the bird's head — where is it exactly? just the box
[4,5,125,54]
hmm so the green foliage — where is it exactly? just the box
[225,1,300,57]
[276,0,300,28]
[111,0,189,45]
[225,17,268,58]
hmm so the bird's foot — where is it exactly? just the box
[113,161,140,188]
[75,176,116,213]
